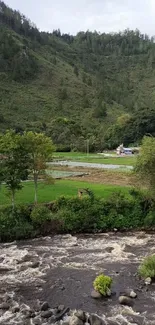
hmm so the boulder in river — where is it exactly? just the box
[40,301,50,311]
[129,290,137,298]
[120,289,137,298]
[41,309,53,318]
[12,305,20,313]
[145,277,152,285]
[118,295,134,306]
[75,310,86,321]
[89,314,106,325]
[58,304,65,312]
[91,289,102,299]
[69,315,84,325]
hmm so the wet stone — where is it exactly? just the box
[55,307,70,321]
[129,290,137,298]
[40,302,50,311]
[118,295,134,306]
[91,290,102,299]
[89,314,106,325]
[31,261,40,268]
[145,277,152,285]
[12,306,20,313]
[69,315,84,325]
[41,310,53,318]
[75,310,86,321]
[105,247,114,253]
[58,304,65,312]
[33,316,42,325]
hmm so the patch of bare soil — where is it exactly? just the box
[51,166,133,186]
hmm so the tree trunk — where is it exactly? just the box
[11,190,15,211]
[34,173,38,204]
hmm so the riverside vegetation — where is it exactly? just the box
[1,1,155,151]
[1,132,155,241]
[1,1,155,242]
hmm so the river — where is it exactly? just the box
[0,232,155,324]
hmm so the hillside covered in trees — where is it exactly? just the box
[1,1,155,151]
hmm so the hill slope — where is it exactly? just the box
[1,1,155,150]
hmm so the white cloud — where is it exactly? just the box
[4,0,155,36]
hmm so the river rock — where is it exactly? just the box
[55,307,70,321]
[91,290,102,299]
[129,290,137,298]
[118,296,134,306]
[89,314,106,325]
[106,289,112,297]
[69,315,84,325]
[105,247,114,253]
[41,310,53,318]
[12,306,20,313]
[58,304,65,312]
[40,302,50,311]
[31,261,40,268]
[145,277,152,285]
[75,310,86,321]
[33,316,42,325]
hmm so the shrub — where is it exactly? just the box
[139,255,155,278]
[0,206,34,241]
[93,274,112,296]
[30,205,53,225]
[144,211,155,228]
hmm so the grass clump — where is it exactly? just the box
[93,274,112,296]
[139,255,155,278]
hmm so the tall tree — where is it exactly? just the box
[23,132,55,204]
[134,136,155,194]
[0,130,29,208]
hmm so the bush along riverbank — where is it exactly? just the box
[0,189,155,242]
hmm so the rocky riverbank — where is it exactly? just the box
[1,232,155,324]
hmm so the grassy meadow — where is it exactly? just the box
[0,179,130,206]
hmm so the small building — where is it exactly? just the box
[116,144,133,155]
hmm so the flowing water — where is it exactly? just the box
[1,232,155,324]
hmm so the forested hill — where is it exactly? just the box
[1,1,155,151]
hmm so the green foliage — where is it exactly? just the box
[0,206,33,241]
[144,211,155,228]
[93,274,112,296]
[53,191,152,232]
[0,130,29,207]
[134,136,155,193]
[1,1,155,149]
[30,205,53,225]
[0,188,155,241]
[139,255,155,278]
[23,131,55,203]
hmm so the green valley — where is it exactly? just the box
[1,1,155,151]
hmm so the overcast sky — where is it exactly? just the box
[5,0,155,36]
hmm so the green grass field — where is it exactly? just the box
[54,152,136,166]
[0,179,130,206]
